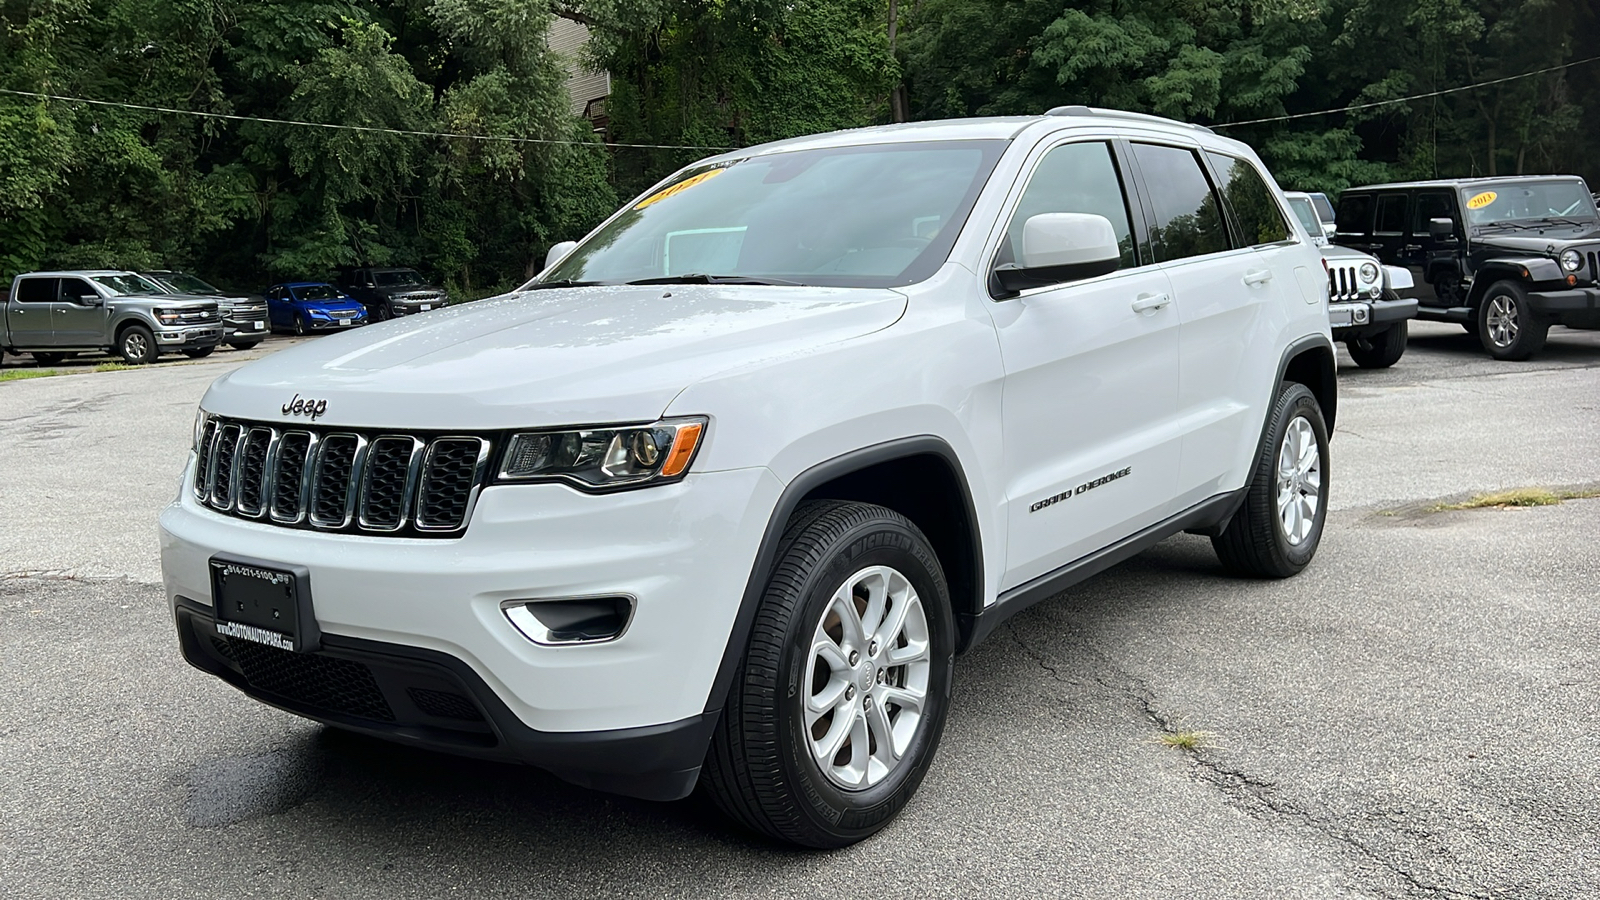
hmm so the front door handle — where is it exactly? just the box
[1243,268,1274,286]
[1131,292,1171,315]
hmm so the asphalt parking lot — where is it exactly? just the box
[3,322,1598,898]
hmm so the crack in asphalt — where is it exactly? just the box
[1005,622,1497,900]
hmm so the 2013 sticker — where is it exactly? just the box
[1466,191,1498,210]
[634,169,724,210]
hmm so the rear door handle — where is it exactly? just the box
[1131,292,1171,315]
[1243,268,1274,286]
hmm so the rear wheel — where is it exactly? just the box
[1478,281,1548,361]
[117,326,159,364]
[1212,382,1329,578]
[1346,320,1407,369]
[703,500,954,848]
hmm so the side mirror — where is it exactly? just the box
[994,213,1121,294]
[1428,217,1456,238]
[75,293,103,307]
[544,241,579,273]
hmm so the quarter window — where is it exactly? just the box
[1205,152,1291,246]
[1336,195,1373,235]
[1003,141,1137,269]
[15,278,57,303]
[1130,143,1229,262]
[1374,194,1408,235]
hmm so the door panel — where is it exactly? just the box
[1406,191,1460,305]
[7,277,58,347]
[993,267,1182,588]
[54,278,108,347]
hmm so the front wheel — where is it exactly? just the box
[1478,281,1548,361]
[1346,320,1407,369]
[703,501,954,848]
[118,326,159,365]
[293,314,307,336]
[1212,382,1329,578]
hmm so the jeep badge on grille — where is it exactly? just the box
[282,394,328,421]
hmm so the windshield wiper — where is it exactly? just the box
[1538,217,1596,228]
[524,279,609,290]
[625,274,802,286]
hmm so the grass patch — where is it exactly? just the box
[0,368,60,383]
[1433,487,1600,511]
[94,362,136,372]
[1156,730,1214,751]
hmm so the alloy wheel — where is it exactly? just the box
[803,565,931,791]
[1486,294,1519,348]
[124,332,149,360]
[1275,415,1321,546]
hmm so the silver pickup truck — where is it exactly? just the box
[0,271,222,366]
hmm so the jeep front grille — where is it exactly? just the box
[1326,262,1362,302]
[193,416,490,537]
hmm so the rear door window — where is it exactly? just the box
[16,278,58,303]
[1206,152,1292,246]
[1130,142,1229,262]
[1336,195,1373,235]
[1374,194,1408,235]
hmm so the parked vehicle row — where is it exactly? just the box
[0,266,451,366]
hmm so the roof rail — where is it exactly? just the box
[1045,105,1215,135]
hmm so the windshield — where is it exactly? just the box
[92,273,164,295]
[1463,180,1598,225]
[374,269,425,287]
[1287,196,1322,235]
[159,272,221,294]
[293,285,344,301]
[536,140,1007,289]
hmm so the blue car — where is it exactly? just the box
[266,282,370,335]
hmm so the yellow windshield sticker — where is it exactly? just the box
[1466,191,1498,210]
[634,169,724,210]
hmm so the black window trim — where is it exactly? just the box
[984,134,1153,301]
[1122,138,1248,266]
[1198,150,1300,250]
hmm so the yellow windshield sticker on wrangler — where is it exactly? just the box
[634,169,724,210]
[1466,191,1498,210]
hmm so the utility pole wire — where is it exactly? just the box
[0,87,736,152]
[1214,54,1600,128]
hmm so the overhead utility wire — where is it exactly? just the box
[0,87,736,152]
[1214,54,1600,128]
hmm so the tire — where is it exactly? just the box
[227,340,262,351]
[293,314,307,336]
[181,346,215,359]
[1211,382,1329,578]
[703,500,955,848]
[1477,281,1548,361]
[31,352,66,366]
[117,326,159,364]
[372,303,391,322]
[1346,320,1407,369]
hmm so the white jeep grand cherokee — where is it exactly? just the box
[161,107,1336,848]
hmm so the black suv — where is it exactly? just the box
[1334,176,1600,360]
[336,267,449,321]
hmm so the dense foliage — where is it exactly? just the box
[1,0,1596,290]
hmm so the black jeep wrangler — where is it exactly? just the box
[1334,176,1600,360]
[336,267,449,321]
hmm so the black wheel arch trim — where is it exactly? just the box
[705,436,986,719]
[1277,333,1337,433]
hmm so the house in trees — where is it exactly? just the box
[547,17,611,132]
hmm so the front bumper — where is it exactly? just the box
[222,314,269,339]
[1528,286,1600,315]
[155,325,223,348]
[1330,297,1417,337]
[160,463,781,795]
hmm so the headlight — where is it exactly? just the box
[156,308,181,324]
[1358,262,1379,283]
[1560,249,1582,272]
[497,417,707,490]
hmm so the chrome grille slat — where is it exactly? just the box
[198,415,487,537]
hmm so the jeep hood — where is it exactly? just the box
[202,284,907,429]
[1475,225,1600,252]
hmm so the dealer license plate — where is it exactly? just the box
[210,559,305,652]
[421,304,431,311]
[253,321,265,330]
[338,317,351,326]
[1327,306,1355,327]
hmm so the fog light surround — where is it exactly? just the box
[502,595,635,646]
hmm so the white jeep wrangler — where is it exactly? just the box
[161,107,1336,847]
